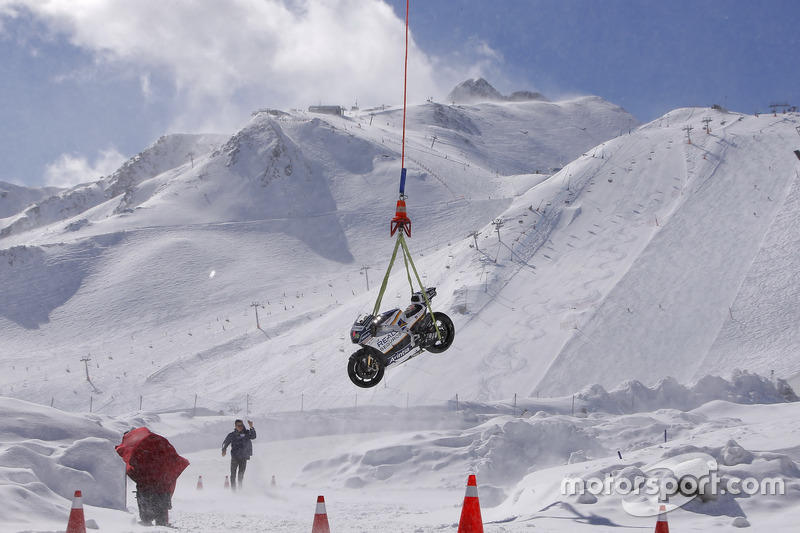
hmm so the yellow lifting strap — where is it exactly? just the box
[371,232,442,342]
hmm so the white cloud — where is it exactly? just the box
[43,148,127,188]
[3,0,449,133]
[448,36,507,89]
[140,72,153,101]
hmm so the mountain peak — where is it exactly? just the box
[446,78,548,104]
[446,78,503,103]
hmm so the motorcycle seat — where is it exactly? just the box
[404,303,423,319]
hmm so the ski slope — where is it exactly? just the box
[0,95,642,413]
[533,109,800,395]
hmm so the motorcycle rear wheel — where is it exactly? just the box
[424,312,455,353]
[347,347,385,388]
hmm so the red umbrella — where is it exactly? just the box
[115,427,189,494]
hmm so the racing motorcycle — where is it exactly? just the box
[347,287,455,388]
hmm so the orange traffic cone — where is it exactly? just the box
[457,475,483,533]
[196,475,204,490]
[311,495,331,533]
[224,476,230,489]
[66,490,86,533]
[655,504,669,533]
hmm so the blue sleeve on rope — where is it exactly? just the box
[399,168,407,195]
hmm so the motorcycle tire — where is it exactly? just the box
[424,311,455,353]
[347,347,385,388]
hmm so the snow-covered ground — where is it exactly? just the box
[2,374,799,532]
[2,83,800,531]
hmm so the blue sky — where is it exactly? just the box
[1,0,798,188]
[390,0,800,117]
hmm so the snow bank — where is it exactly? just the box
[296,374,798,502]
[1,371,799,531]
[0,398,128,528]
[576,371,798,414]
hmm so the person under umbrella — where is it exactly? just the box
[116,427,189,526]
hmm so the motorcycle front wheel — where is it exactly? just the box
[347,347,385,388]
[424,312,455,353]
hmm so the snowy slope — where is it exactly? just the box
[1,101,799,411]
[2,89,800,531]
[0,134,227,239]
[364,108,800,402]
[531,110,800,395]
[0,181,63,218]
[0,94,638,413]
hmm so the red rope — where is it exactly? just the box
[400,0,409,171]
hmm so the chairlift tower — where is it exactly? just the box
[492,219,504,242]
[702,117,713,134]
[360,265,371,291]
[250,302,263,329]
[770,101,790,114]
[682,125,694,144]
[80,356,91,382]
[468,230,481,251]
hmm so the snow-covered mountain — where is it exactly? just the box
[3,91,798,413]
[0,180,63,218]
[0,134,228,239]
[2,83,800,531]
[0,89,642,413]
[447,77,547,104]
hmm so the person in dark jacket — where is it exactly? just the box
[221,419,256,491]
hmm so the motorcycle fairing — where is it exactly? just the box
[385,342,418,366]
